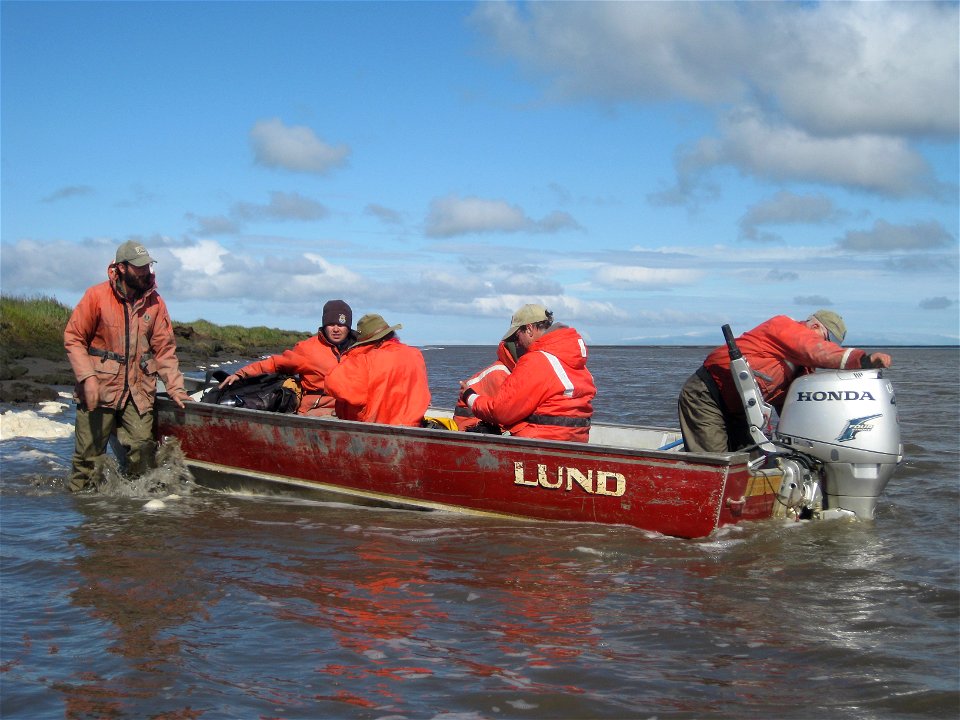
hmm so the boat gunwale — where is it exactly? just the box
[155,395,751,470]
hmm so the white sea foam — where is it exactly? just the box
[0,409,73,441]
[38,400,70,415]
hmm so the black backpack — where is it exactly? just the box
[200,372,300,413]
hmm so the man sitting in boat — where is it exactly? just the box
[452,340,518,432]
[677,310,893,453]
[459,304,596,442]
[324,313,431,427]
[217,299,357,416]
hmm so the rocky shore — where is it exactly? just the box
[1,297,311,406]
[0,341,275,406]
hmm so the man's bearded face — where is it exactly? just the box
[120,263,154,295]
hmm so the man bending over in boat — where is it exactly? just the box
[453,340,518,432]
[325,313,431,427]
[677,310,893,454]
[459,304,596,443]
[218,299,357,416]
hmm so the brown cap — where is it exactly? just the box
[322,299,352,328]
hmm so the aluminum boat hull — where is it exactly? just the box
[154,397,780,539]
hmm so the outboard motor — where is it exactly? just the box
[721,325,902,522]
[776,369,902,519]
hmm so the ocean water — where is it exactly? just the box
[1,346,957,719]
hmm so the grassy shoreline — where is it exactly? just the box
[0,294,310,404]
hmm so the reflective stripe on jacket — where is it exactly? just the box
[471,326,595,442]
[324,337,431,427]
[702,315,868,414]
[453,341,516,431]
[237,331,355,416]
[64,265,186,412]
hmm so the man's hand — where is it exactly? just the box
[218,373,242,389]
[82,376,99,411]
[170,391,192,409]
[869,352,893,368]
[460,386,478,408]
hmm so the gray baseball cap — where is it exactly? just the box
[115,240,155,267]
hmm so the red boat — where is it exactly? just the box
[154,396,780,539]
[154,328,902,539]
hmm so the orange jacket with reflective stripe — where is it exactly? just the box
[325,338,431,427]
[703,315,869,414]
[471,326,595,442]
[454,342,517,431]
[238,332,355,416]
[64,265,186,412]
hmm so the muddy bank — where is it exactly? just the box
[0,347,266,406]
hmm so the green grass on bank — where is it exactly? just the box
[0,294,73,362]
[0,294,310,366]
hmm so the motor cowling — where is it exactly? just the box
[775,369,902,519]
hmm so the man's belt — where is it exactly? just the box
[89,347,127,364]
[524,414,591,428]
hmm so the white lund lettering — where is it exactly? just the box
[513,462,625,497]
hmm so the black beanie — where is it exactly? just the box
[322,299,352,328]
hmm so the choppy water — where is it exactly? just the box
[1,346,957,719]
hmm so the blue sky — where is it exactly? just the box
[2,1,958,347]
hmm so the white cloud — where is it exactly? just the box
[768,2,959,138]
[473,2,958,201]
[185,214,241,236]
[231,192,328,222]
[301,254,364,286]
[472,2,958,138]
[169,239,229,276]
[249,118,350,174]
[594,265,704,288]
[424,195,581,237]
[679,112,940,198]
[739,191,847,242]
[438,293,629,324]
[471,2,754,105]
[838,220,957,252]
[425,195,528,237]
[0,238,109,294]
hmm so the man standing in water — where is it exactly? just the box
[64,241,191,491]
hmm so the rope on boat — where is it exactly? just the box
[658,438,684,451]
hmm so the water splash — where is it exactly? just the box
[93,437,195,498]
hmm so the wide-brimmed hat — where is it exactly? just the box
[811,309,846,345]
[501,303,550,341]
[354,313,402,346]
[115,240,155,267]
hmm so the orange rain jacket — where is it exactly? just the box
[64,264,187,413]
[453,342,517,431]
[702,315,871,415]
[471,326,596,442]
[235,331,356,416]
[324,338,431,427]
